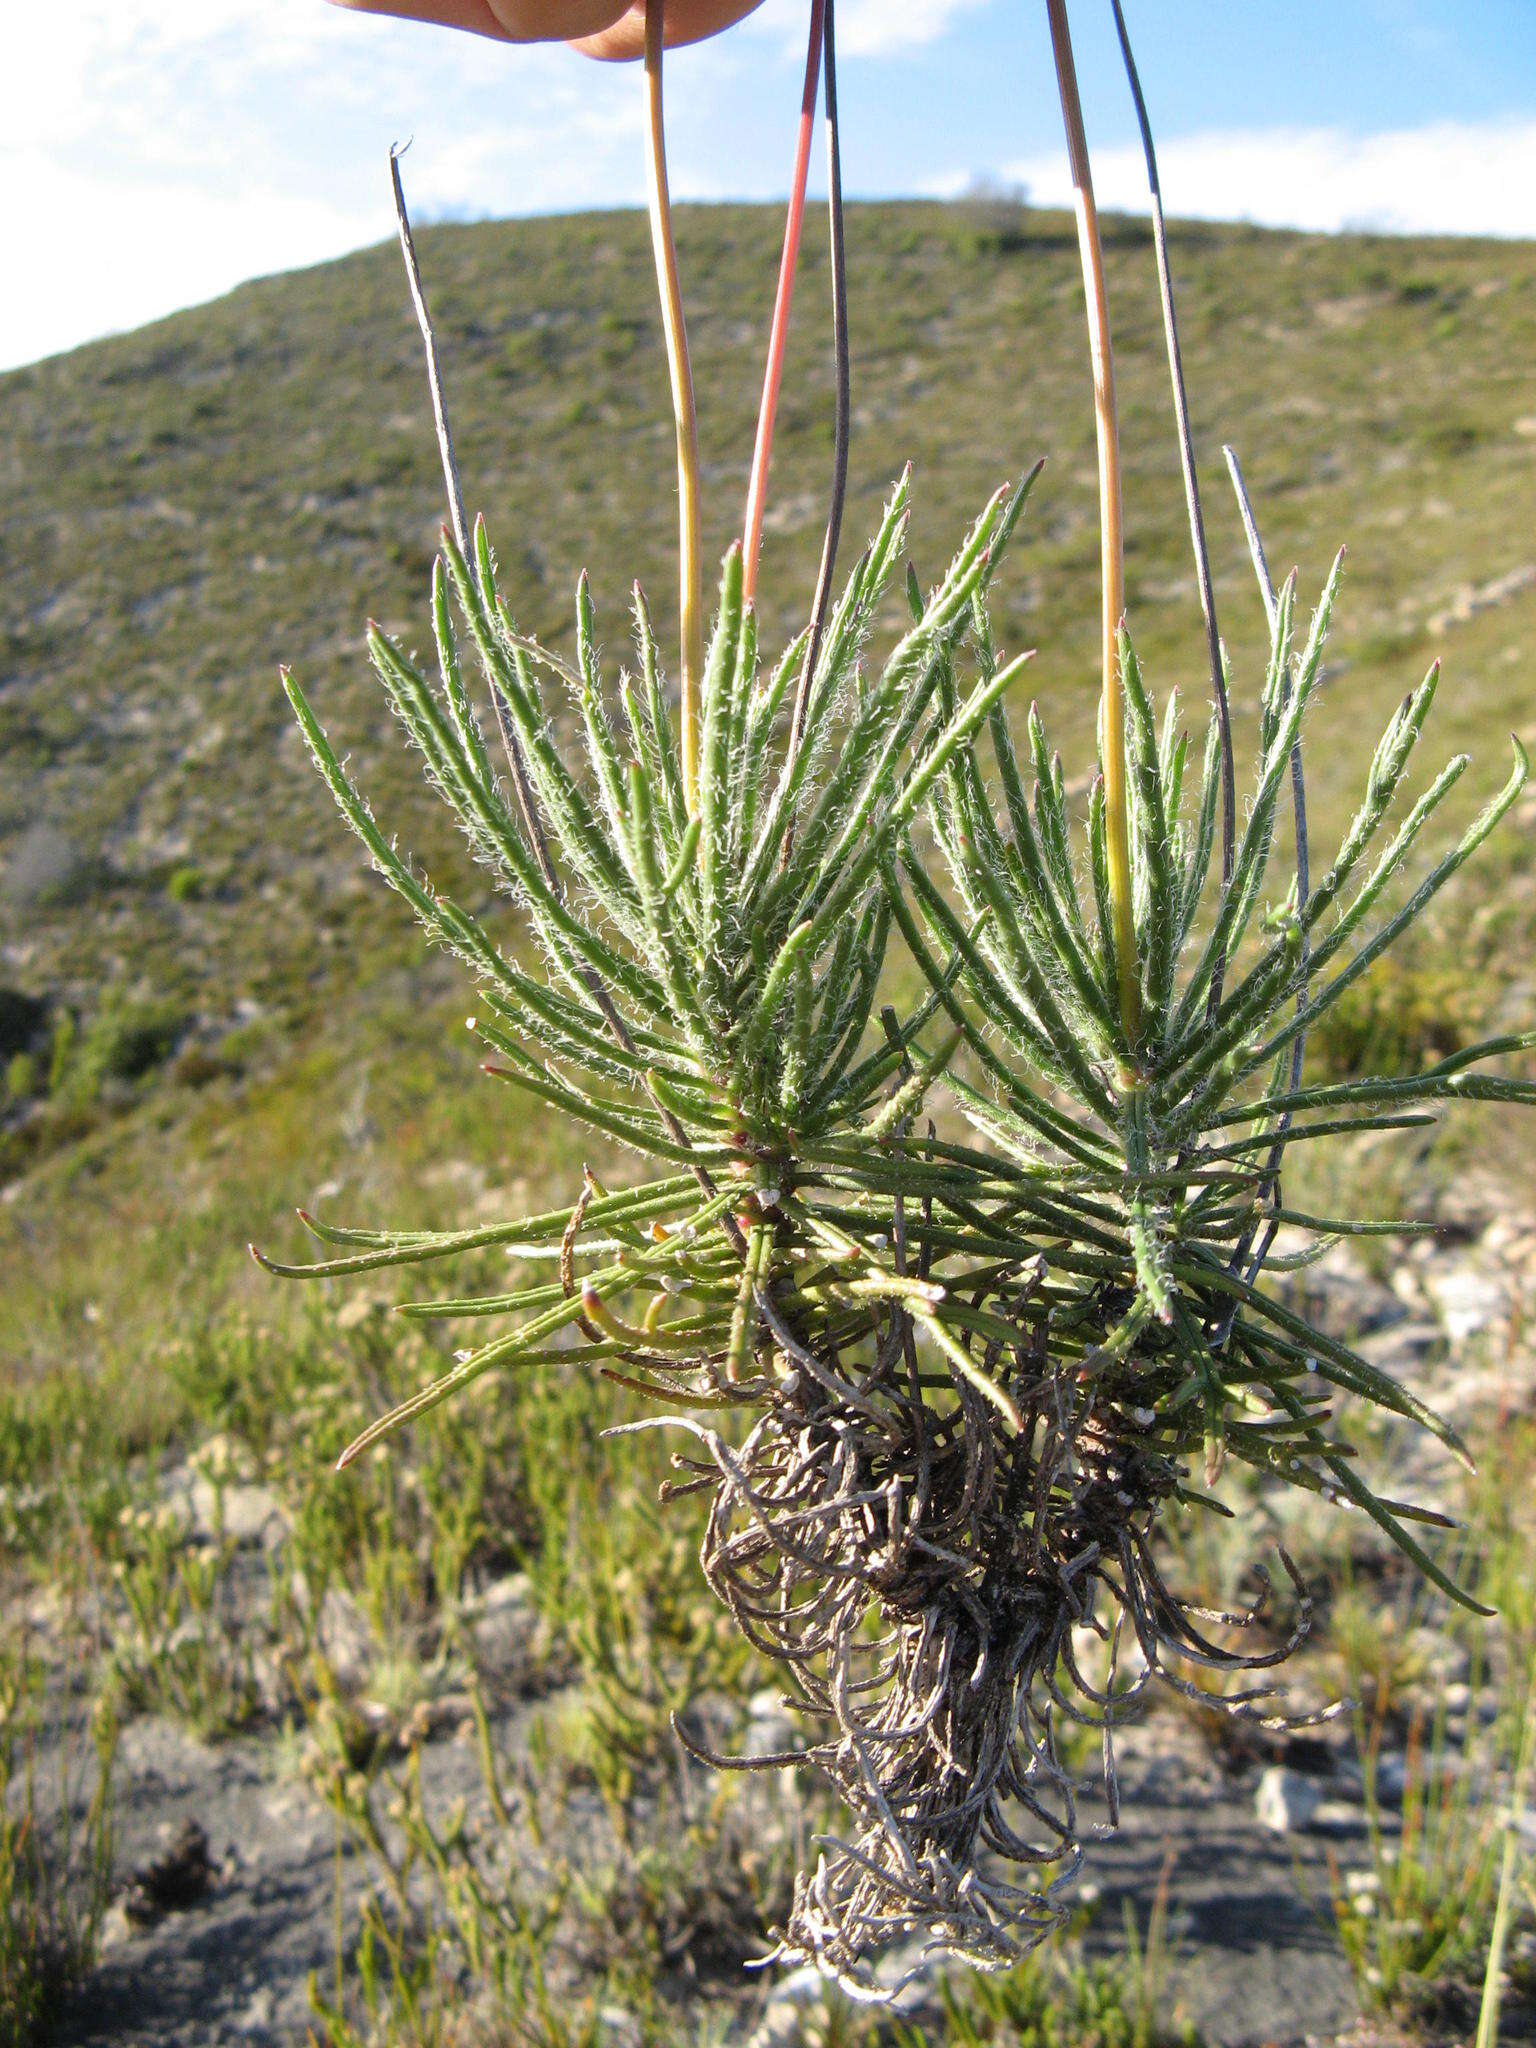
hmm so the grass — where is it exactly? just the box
[1325,1420,1536,2033]
[0,1656,116,2048]
[1330,1615,1534,2029]
[2,198,1535,2042]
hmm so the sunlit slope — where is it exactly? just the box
[1,201,1532,1371]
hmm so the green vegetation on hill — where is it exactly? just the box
[2,197,1534,1385]
[1,198,1534,2047]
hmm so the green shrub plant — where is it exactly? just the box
[258,0,1533,1995]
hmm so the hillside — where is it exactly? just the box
[2,201,1535,2048]
[3,202,1535,1381]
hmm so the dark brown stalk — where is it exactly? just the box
[1106,0,1237,1018]
[389,146,738,1244]
[780,0,850,861]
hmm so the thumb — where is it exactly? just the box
[568,0,766,60]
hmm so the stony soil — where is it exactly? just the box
[31,1191,1536,2048]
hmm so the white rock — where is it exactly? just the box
[96,1900,135,1953]
[1312,1798,1364,1833]
[878,1939,944,2017]
[469,1573,534,1658]
[163,1465,283,1548]
[750,1940,941,2045]
[1483,1214,1522,1255]
[747,2006,804,2048]
[1256,1764,1323,1833]
[1389,1266,1426,1311]
[190,1478,284,1548]
[764,1965,826,2009]
[1422,1264,1507,1343]
[742,1688,799,1760]
[749,1966,831,2048]
[477,1572,533,1615]
[596,2006,642,2048]
[237,1986,277,2036]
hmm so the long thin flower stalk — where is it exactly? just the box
[388,139,728,1231]
[741,0,826,603]
[1045,0,1140,1046]
[389,147,560,888]
[1108,0,1236,938]
[782,0,849,790]
[643,0,705,811]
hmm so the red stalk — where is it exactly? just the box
[741,0,827,605]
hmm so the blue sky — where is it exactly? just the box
[4,0,1535,371]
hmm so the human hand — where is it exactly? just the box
[327,0,766,61]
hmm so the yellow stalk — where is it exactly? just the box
[643,1,705,814]
[1046,0,1140,1046]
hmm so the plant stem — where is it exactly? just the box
[1045,0,1140,1046]
[390,136,732,1242]
[781,0,849,850]
[390,147,469,560]
[389,147,556,884]
[742,0,826,603]
[643,0,704,813]
[1109,0,1235,926]
[1475,1654,1535,2048]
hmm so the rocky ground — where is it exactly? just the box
[22,1188,1536,2048]
[55,1706,1368,2048]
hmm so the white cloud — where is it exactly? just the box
[966,117,1536,240]
[0,0,645,369]
[4,164,370,373]
[733,0,990,61]
[3,0,1533,374]
[830,0,991,59]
